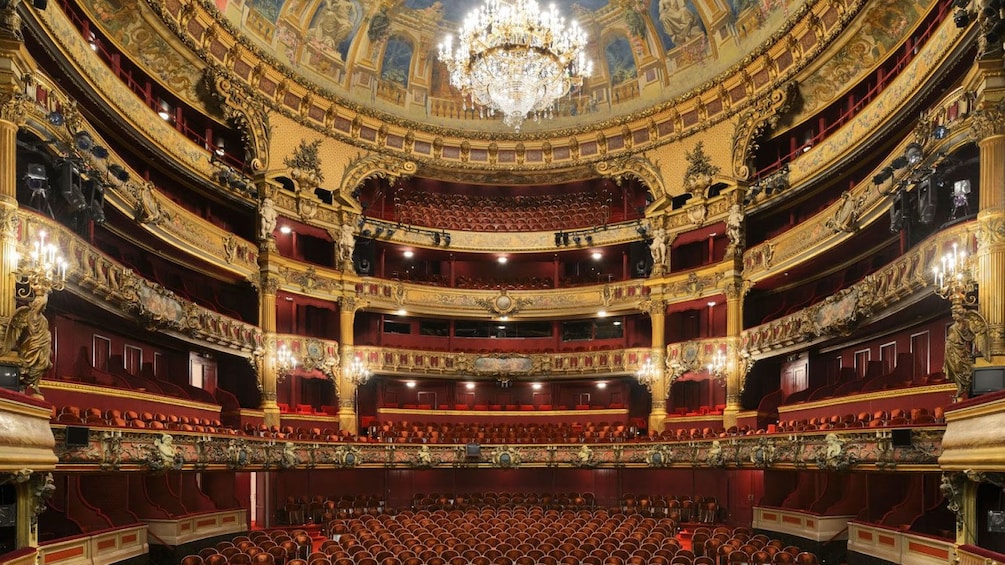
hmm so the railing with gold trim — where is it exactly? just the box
[847,521,955,565]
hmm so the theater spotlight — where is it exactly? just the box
[46,110,64,126]
[585,235,593,245]
[433,232,441,246]
[107,164,129,182]
[73,131,93,152]
[555,232,563,247]
[443,233,451,247]
[904,142,923,165]
[23,163,48,190]
[90,145,109,159]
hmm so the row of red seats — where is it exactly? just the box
[277,403,338,416]
[383,403,628,411]
[53,405,236,434]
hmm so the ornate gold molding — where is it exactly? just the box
[337,153,417,207]
[204,67,270,171]
[731,83,797,180]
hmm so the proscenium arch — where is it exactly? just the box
[336,153,418,210]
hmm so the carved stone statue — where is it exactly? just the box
[576,444,596,467]
[944,302,991,400]
[2,292,53,395]
[259,197,278,242]
[416,444,433,467]
[337,222,356,267]
[281,441,298,469]
[725,203,744,256]
[649,226,668,273]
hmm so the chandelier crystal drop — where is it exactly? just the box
[437,0,593,130]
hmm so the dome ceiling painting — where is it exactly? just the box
[213,0,805,131]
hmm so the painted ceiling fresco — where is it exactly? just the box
[214,0,806,131]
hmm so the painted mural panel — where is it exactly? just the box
[381,37,414,86]
[605,36,638,85]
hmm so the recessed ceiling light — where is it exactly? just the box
[498,256,508,264]
[465,382,476,390]
[406,381,416,388]
[707,301,716,307]
[591,252,602,260]
[598,310,608,317]
[397,309,407,316]
[403,250,414,258]
[613,320,622,326]
[500,316,508,321]
[596,382,607,389]
[531,383,542,390]
[279,225,292,234]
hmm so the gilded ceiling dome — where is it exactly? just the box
[215,0,806,133]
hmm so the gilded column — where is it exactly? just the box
[337,296,365,435]
[641,298,668,434]
[722,277,748,428]
[722,187,748,428]
[972,96,1005,366]
[257,267,281,429]
[0,94,25,346]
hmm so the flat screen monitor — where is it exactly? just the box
[972,367,1005,396]
[465,443,481,458]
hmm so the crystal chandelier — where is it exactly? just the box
[437,0,592,130]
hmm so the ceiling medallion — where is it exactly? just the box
[437,0,592,131]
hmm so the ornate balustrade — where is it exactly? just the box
[51,424,943,472]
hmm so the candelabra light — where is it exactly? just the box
[16,230,66,297]
[635,357,658,391]
[346,356,373,386]
[274,343,298,382]
[932,242,975,304]
[707,348,727,380]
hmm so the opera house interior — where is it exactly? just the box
[3,0,1005,563]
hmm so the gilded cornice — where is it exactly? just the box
[941,393,1005,470]
[741,223,976,357]
[50,423,944,471]
[730,83,797,180]
[0,394,57,472]
[110,0,867,178]
[18,213,263,354]
[204,67,271,171]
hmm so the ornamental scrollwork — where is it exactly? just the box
[338,153,417,208]
[204,67,270,171]
[814,432,858,471]
[731,83,796,180]
[825,191,865,233]
[475,289,532,317]
[147,433,185,472]
[645,445,673,468]
[593,155,666,201]
[490,446,522,468]
[333,445,362,468]
[682,141,720,196]
[940,472,966,530]
[573,445,596,468]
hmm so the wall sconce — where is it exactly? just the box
[707,348,727,380]
[635,357,658,392]
[346,356,372,386]
[274,343,297,382]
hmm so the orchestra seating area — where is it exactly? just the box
[203,507,823,565]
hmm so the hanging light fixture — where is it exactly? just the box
[437,0,592,130]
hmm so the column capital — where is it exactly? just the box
[971,97,1005,141]
[0,93,27,127]
[338,295,368,314]
[638,297,668,318]
[257,272,281,295]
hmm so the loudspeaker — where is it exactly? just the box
[465,443,481,458]
[0,364,18,392]
[352,237,375,275]
[891,428,912,447]
[917,178,936,224]
[65,426,90,448]
[629,240,653,278]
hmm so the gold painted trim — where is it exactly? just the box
[663,414,726,424]
[777,384,956,414]
[943,395,1005,423]
[280,413,339,422]
[0,395,54,420]
[40,380,221,412]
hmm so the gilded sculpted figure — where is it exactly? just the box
[944,302,990,400]
[2,292,52,395]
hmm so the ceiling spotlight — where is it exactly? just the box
[585,235,593,245]
[707,301,716,307]
[591,251,602,260]
[91,145,109,159]
[573,235,582,246]
[954,9,970,27]
[497,256,508,264]
[555,232,563,246]
[934,125,949,139]
[905,142,923,165]
[215,139,226,157]
[433,232,441,246]
[406,381,416,388]
[443,233,451,246]
[596,382,607,389]
[374,227,385,237]
[157,100,172,121]
[465,382,476,390]
[597,310,607,317]
[563,233,570,246]
[532,383,542,390]
[397,309,407,316]
[386,228,396,238]
[403,250,414,258]
[279,225,292,234]
[612,320,622,326]
[891,156,908,169]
